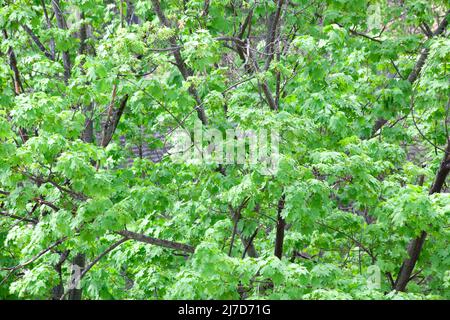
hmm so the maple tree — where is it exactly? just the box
[0,0,449,300]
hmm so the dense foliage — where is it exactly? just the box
[0,0,449,300]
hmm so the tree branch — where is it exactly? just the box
[372,10,449,135]
[0,211,38,224]
[264,0,285,70]
[80,238,128,279]
[51,0,71,83]
[101,85,129,148]
[394,138,450,291]
[21,24,54,60]
[150,0,208,125]
[274,194,286,259]
[1,237,67,272]
[116,230,195,254]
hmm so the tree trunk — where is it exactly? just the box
[394,139,450,291]
[51,0,71,83]
[274,195,285,259]
[67,253,85,300]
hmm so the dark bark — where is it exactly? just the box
[241,233,259,258]
[229,210,240,256]
[372,11,449,134]
[406,47,430,83]
[41,0,55,59]
[101,94,129,148]
[202,0,210,17]
[117,230,196,254]
[51,0,71,83]
[1,238,67,277]
[80,238,128,280]
[150,0,208,125]
[51,250,69,300]
[245,36,279,111]
[82,103,94,143]
[274,194,286,259]
[264,0,284,70]
[229,206,259,258]
[372,118,388,135]
[51,281,64,300]
[262,0,285,110]
[394,139,450,291]
[394,231,427,291]
[3,29,28,142]
[22,25,54,60]
[221,36,278,111]
[236,10,253,73]
[217,36,278,111]
[0,211,38,224]
[77,11,88,55]
[3,30,23,95]
[242,227,259,258]
[77,12,94,145]
[67,253,85,300]
[228,199,259,258]
[50,5,82,298]
[126,0,140,25]
[433,10,450,36]
[429,142,450,194]
[261,81,278,111]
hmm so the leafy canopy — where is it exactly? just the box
[0,0,449,300]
